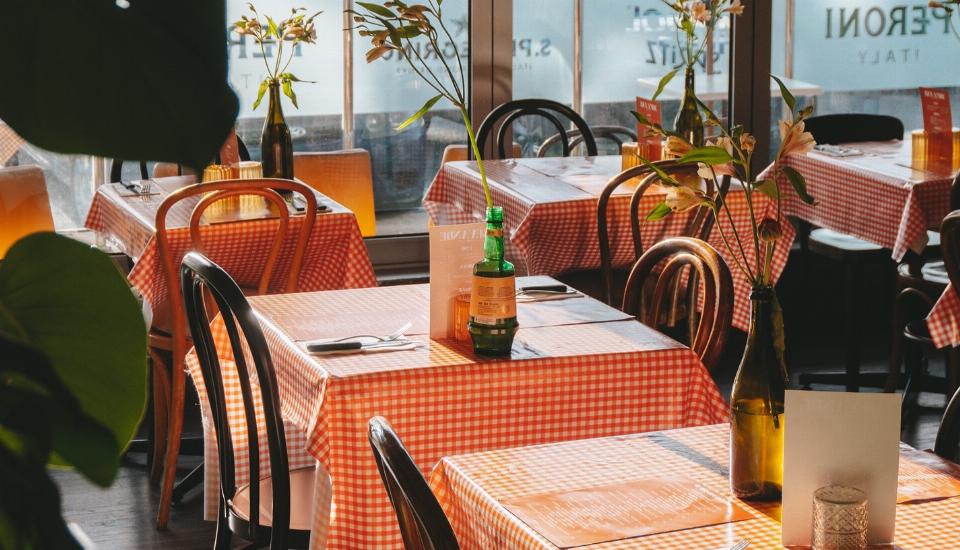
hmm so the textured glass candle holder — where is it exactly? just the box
[812,485,868,550]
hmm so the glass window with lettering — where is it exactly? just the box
[582,1,732,149]
[769,0,960,159]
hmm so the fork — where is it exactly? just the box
[728,539,750,550]
[303,321,412,346]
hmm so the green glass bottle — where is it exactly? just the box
[261,79,294,179]
[730,287,788,501]
[674,65,705,148]
[468,206,519,356]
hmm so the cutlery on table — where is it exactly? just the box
[727,540,750,550]
[516,284,583,302]
[304,322,413,353]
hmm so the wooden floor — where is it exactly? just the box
[55,250,953,548]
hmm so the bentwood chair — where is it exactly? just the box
[293,149,376,236]
[153,178,317,528]
[887,209,960,423]
[475,99,597,159]
[368,417,460,550]
[796,114,905,392]
[181,252,315,549]
[621,237,734,370]
[537,125,637,157]
[936,384,960,462]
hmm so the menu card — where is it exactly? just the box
[428,222,484,338]
[920,87,953,162]
[635,97,662,161]
[897,446,960,503]
[782,390,901,546]
[501,477,752,548]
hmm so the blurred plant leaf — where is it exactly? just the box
[639,158,680,187]
[754,178,781,200]
[0,0,238,172]
[357,2,396,18]
[646,201,673,221]
[396,94,442,131]
[651,68,678,101]
[0,233,147,457]
[677,146,734,166]
[281,78,299,109]
[781,165,817,205]
[253,79,270,110]
[771,74,796,115]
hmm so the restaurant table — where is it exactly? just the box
[927,284,960,348]
[769,140,955,261]
[429,423,960,549]
[187,277,729,549]
[84,176,377,319]
[423,156,795,331]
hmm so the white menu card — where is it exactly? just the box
[781,390,901,546]
[428,222,485,338]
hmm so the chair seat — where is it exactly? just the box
[904,318,934,344]
[807,228,885,260]
[896,261,950,295]
[229,466,316,530]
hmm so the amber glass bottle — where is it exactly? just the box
[261,80,294,179]
[674,65,705,148]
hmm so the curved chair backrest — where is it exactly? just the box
[621,237,734,370]
[368,417,460,550]
[803,114,904,144]
[0,165,55,259]
[156,178,316,398]
[936,209,960,461]
[476,99,597,159]
[180,252,292,548]
[596,160,728,306]
[538,125,637,158]
[950,171,960,212]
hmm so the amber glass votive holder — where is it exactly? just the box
[453,292,472,343]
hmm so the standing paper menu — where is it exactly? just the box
[920,87,953,162]
[781,390,901,546]
[428,222,485,339]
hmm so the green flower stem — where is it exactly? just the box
[709,167,756,283]
[460,107,493,209]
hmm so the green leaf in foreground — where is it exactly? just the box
[651,68,678,101]
[639,158,681,187]
[253,79,269,110]
[396,94,443,131]
[754,178,781,200]
[646,201,672,221]
[771,74,796,115]
[0,233,147,459]
[781,165,817,205]
[281,78,299,109]
[677,146,734,166]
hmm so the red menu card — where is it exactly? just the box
[635,97,662,161]
[920,87,953,162]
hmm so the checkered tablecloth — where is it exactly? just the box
[928,283,960,348]
[84,176,377,316]
[188,282,729,549]
[429,423,960,549]
[423,156,795,332]
[767,140,954,261]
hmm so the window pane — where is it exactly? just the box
[513,0,574,104]
[228,0,345,156]
[353,0,468,231]
[770,0,960,159]
[582,1,733,148]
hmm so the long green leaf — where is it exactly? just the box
[640,159,680,187]
[754,178,781,200]
[651,68,678,101]
[771,74,796,114]
[281,78,299,109]
[252,78,269,110]
[357,2,396,18]
[677,146,734,166]
[781,165,817,205]
[396,94,443,131]
[646,201,672,221]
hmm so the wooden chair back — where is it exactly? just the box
[621,237,734,369]
[596,160,728,306]
[538,125,637,157]
[293,149,376,236]
[0,165,55,258]
[180,251,294,548]
[368,417,459,550]
[476,98,597,159]
[804,114,904,144]
[936,209,960,460]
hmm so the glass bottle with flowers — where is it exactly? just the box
[653,0,744,148]
[634,77,817,501]
[350,1,518,356]
[233,4,320,179]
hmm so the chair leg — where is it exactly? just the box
[156,358,186,529]
[885,291,909,393]
[213,500,233,550]
[148,348,170,485]
[948,348,960,400]
[843,262,862,392]
[901,340,921,421]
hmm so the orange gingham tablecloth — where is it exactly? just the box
[429,423,960,549]
[767,141,954,261]
[423,156,795,332]
[84,176,377,312]
[187,283,729,549]
[928,283,960,348]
